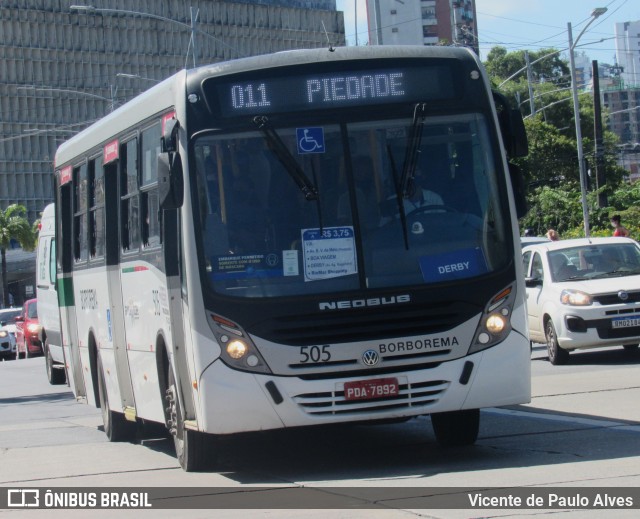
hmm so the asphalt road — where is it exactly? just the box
[1,344,640,518]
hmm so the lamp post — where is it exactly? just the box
[70,5,240,66]
[568,7,607,238]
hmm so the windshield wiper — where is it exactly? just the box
[387,144,409,250]
[400,103,427,199]
[591,270,629,279]
[253,116,318,201]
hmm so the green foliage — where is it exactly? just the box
[520,183,640,239]
[485,46,570,89]
[484,45,638,240]
[0,204,37,307]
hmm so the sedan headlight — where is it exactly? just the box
[560,289,592,306]
[0,330,7,338]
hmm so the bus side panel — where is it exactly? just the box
[127,351,165,423]
[119,261,169,423]
[74,267,119,409]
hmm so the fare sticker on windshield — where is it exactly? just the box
[302,227,357,281]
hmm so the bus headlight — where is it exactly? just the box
[226,340,248,359]
[486,313,506,334]
[469,284,516,354]
[209,313,272,374]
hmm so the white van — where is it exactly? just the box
[36,203,66,384]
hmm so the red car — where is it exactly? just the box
[15,299,42,358]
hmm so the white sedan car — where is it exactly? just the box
[522,237,640,364]
[0,308,20,361]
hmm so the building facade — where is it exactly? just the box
[365,0,478,55]
[0,0,344,305]
[0,0,345,223]
[615,20,640,89]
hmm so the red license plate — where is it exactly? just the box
[344,378,399,401]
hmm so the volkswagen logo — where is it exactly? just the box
[362,349,380,366]
[618,290,629,301]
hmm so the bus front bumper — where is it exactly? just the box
[196,334,531,435]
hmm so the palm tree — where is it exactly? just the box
[0,204,37,307]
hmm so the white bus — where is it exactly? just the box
[53,46,530,471]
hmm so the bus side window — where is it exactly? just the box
[141,124,161,248]
[88,154,105,258]
[73,163,88,263]
[120,138,140,252]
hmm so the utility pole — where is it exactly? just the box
[525,51,535,117]
[592,60,607,207]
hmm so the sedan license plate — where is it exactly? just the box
[344,377,399,401]
[612,316,640,329]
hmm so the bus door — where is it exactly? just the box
[103,141,137,418]
[57,176,86,399]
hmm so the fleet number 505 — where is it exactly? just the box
[299,345,331,363]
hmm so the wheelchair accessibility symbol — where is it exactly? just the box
[296,127,325,154]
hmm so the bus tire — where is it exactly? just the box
[431,409,480,447]
[166,367,209,472]
[545,319,569,365]
[45,342,66,385]
[97,356,137,442]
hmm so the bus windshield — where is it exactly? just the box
[194,112,510,298]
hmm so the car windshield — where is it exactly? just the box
[27,303,37,319]
[548,243,640,282]
[194,113,511,298]
[0,309,21,325]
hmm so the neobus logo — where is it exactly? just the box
[319,294,411,311]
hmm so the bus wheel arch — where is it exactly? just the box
[95,352,137,442]
[159,336,210,472]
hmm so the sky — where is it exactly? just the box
[475,0,640,64]
[336,0,640,65]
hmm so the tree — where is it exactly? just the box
[485,46,570,89]
[484,45,633,236]
[514,118,578,187]
[0,204,37,308]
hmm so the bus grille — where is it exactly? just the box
[252,300,478,346]
[292,379,449,416]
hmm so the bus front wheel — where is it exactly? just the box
[166,368,209,472]
[431,409,480,447]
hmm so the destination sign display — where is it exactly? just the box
[207,62,459,118]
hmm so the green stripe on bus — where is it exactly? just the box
[56,277,75,307]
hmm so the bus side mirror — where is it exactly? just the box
[162,117,179,153]
[158,152,184,210]
[492,91,528,159]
